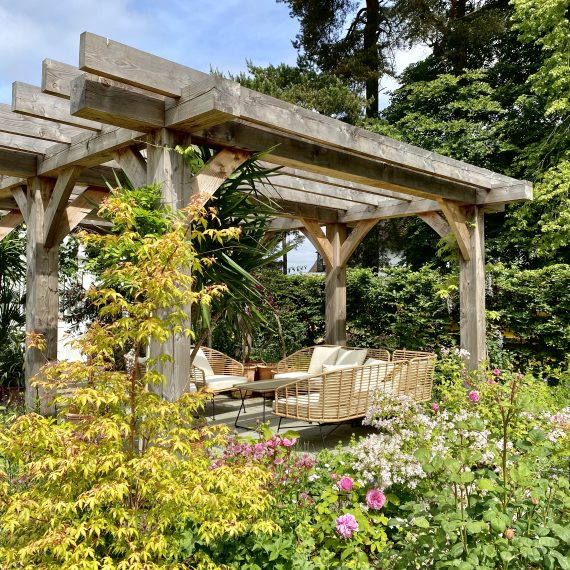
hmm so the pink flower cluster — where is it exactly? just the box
[468,390,480,403]
[336,514,359,538]
[365,488,386,510]
[338,476,354,491]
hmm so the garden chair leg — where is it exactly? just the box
[277,417,283,432]
[211,395,216,420]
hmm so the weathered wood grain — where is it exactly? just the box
[0,148,37,178]
[80,32,208,97]
[113,147,147,188]
[0,132,54,155]
[11,186,28,222]
[418,211,451,238]
[459,207,487,369]
[0,210,24,240]
[70,74,165,131]
[300,219,333,268]
[44,166,83,247]
[0,103,84,144]
[438,199,472,261]
[50,187,107,246]
[325,223,348,346]
[339,219,379,266]
[339,198,441,223]
[25,177,59,414]
[12,82,101,131]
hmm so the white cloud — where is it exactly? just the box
[0,0,300,103]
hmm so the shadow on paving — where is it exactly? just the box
[201,394,376,452]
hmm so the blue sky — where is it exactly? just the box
[0,0,426,271]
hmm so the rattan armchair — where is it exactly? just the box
[189,347,248,419]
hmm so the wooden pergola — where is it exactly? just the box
[0,33,532,409]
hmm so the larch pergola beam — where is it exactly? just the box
[12,82,102,131]
[49,187,107,246]
[0,132,56,155]
[187,148,251,207]
[0,165,127,193]
[0,103,86,144]
[438,199,472,261]
[44,166,83,248]
[339,220,379,266]
[269,174,404,207]
[417,212,451,238]
[300,219,333,268]
[70,75,531,206]
[113,147,147,188]
[79,32,209,97]
[267,218,304,232]
[340,198,442,223]
[0,148,38,178]
[0,210,24,240]
[11,186,29,223]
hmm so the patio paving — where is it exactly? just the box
[202,393,376,452]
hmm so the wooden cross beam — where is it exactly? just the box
[300,219,333,268]
[0,132,55,155]
[0,210,24,241]
[438,199,472,261]
[11,186,29,223]
[12,82,102,131]
[49,187,107,246]
[0,103,85,144]
[113,147,147,188]
[418,211,451,238]
[44,166,83,247]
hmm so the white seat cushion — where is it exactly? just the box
[204,375,248,391]
[308,346,341,374]
[365,357,389,365]
[193,348,215,376]
[274,371,311,381]
[335,348,367,366]
[276,393,320,406]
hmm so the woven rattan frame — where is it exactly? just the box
[189,346,245,393]
[275,345,391,374]
[273,348,436,424]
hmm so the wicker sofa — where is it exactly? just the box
[273,346,436,426]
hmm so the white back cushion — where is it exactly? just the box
[308,346,341,373]
[193,348,215,377]
[336,348,367,366]
[365,357,389,365]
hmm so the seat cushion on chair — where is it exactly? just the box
[193,348,215,376]
[365,357,389,365]
[274,371,311,381]
[322,363,356,373]
[276,393,320,406]
[335,348,367,366]
[204,375,248,391]
[308,346,341,374]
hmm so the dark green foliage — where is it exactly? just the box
[232,62,365,123]
[278,0,395,117]
[0,231,25,388]
[215,265,569,370]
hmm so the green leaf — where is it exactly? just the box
[413,517,430,529]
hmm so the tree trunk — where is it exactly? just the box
[364,0,380,118]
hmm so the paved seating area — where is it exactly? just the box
[203,393,376,451]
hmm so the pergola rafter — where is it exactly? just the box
[0,32,533,411]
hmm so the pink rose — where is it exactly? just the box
[274,457,284,465]
[365,488,386,510]
[281,437,297,447]
[504,528,515,540]
[338,476,354,491]
[336,514,359,538]
[431,402,440,412]
[492,368,501,377]
[468,390,480,403]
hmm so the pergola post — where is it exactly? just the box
[24,177,59,413]
[459,207,486,369]
[325,223,348,346]
[147,129,192,401]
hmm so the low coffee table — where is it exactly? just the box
[234,378,292,429]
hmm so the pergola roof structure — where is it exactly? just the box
[0,33,532,410]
